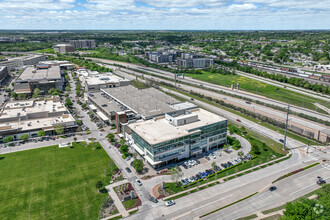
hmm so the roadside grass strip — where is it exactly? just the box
[272,162,320,183]
[200,192,259,218]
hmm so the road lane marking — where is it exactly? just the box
[289,183,316,196]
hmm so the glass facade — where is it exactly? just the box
[131,120,227,164]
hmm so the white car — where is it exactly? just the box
[135,179,142,186]
[165,200,175,207]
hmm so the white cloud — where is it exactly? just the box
[0,0,75,10]
[140,0,226,8]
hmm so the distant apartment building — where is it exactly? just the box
[69,40,96,49]
[145,51,176,63]
[0,54,48,71]
[0,66,9,82]
[0,97,76,140]
[181,53,200,59]
[177,58,214,68]
[53,44,75,54]
[14,65,63,94]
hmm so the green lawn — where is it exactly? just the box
[122,198,137,210]
[185,72,330,111]
[0,142,116,220]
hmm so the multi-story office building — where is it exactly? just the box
[177,58,214,68]
[53,44,75,54]
[69,40,96,49]
[0,66,9,82]
[145,51,176,63]
[0,96,76,140]
[127,108,227,168]
[14,65,63,94]
[0,54,48,70]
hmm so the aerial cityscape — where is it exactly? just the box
[0,1,329,220]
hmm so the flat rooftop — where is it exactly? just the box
[18,65,61,81]
[89,92,122,113]
[1,99,68,119]
[85,74,128,85]
[129,108,227,145]
[102,86,179,119]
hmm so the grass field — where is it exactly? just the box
[185,72,330,111]
[0,142,116,220]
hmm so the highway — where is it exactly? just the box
[100,63,330,144]
[90,58,330,122]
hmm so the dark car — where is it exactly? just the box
[149,195,158,203]
[227,162,233,167]
[279,139,284,143]
[214,166,222,171]
[125,167,132,173]
[269,186,277,191]
[130,161,134,167]
[195,174,201,180]
[317,179,326,185]
[221,163,228,168]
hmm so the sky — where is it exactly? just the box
[0,0,329,30]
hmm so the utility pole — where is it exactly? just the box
[174,68,177,90]
[283,104,290,151]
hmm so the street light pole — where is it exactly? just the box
[283,104,290,151]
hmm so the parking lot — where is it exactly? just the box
[177,134,252,183]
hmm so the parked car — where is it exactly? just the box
[130,161,134,167]
[181,179,188,186]
[214,166,222,171]
[221,163,228,168]
[269,186,277,191]
[135,179,142,186]
[236,119,241,122]
[126,156,132,161]
[317,177,326,185]
[149,195,158,203]
[165,200,175,207]
[125,167,132,173]
[279,139,284,143]
[227,162,233,167]
[195,174,201,180]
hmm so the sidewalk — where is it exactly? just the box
[105,180,129,218]
[0,135,91,155]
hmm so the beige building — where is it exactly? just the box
[0,97,77,140]
[53,44,75,54]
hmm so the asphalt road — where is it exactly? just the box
[94,59,330,129]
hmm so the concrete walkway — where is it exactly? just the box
[105,180,130,218]
[314,103,330,114]
[0,135,91,155]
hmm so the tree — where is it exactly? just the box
[32,88,41,98]
[237,151,244,159]
[211,162,217,169]
[48,88,55,94]
[18,93,27,100]
[120,139,126,145]
[3,136,14,143]
[106,133,115,141]
[120,144,129,154]
[170,167,183,186]
[95,180,103,189]
[37,130,46,137]
[11,92,18,99]
[65,98,73,108]
[55,125,64,135]
[132,159,144,173]
[19,134,29,141]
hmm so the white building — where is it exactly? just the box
[127,108,227,168]
[53,44,75,54]
[0,96,77,140]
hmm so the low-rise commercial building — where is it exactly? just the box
[78,69,130,92]
[145,51,176,63]
[39,60,75,70]
[53,44,75,54]
[0,54,48,70]
[177,58,214,68]
[0,66,9,83]
[14,65,63,94]
[127,108,227,168]
[69,40,96,49]
[0,96,76,140]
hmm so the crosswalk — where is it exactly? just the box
[305,154,319,162]
[322,163,330,171]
